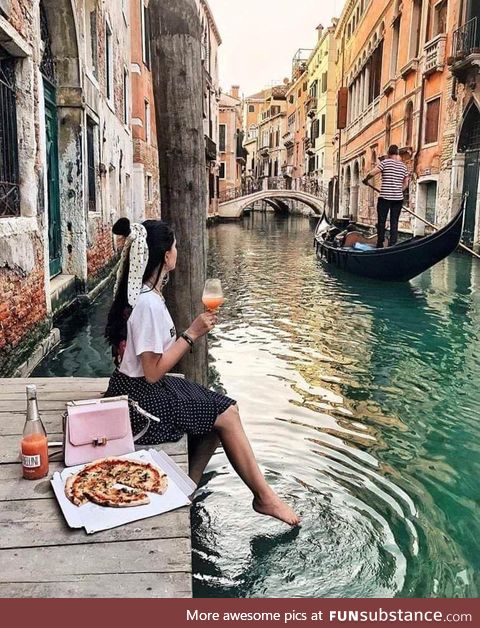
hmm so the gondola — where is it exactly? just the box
[314,202,466,282]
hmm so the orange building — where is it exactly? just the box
[130,0,160,221]
[284,51,310,187]
[334,0,458,236]
[256,84,289,184]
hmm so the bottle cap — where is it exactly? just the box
[26,385,37,399]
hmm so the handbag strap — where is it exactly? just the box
[128,398,161,443]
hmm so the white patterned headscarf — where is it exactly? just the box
[113,223,149,308]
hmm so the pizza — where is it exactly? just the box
[64,457,168,508]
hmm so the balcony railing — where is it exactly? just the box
[283,131,294,148]
[453,17,480,60]
[204,135,217,162]
[424,34,447,75]
[305,95,318,118]
[346,97,381,142]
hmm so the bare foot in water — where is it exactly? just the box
[253,494,301,526]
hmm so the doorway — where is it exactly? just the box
[458,104,480,247]
[40,2,62,277]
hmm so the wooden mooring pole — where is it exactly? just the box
[149,0,208,385]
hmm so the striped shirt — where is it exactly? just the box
[378,158,408,201]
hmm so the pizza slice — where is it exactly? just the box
[84,481,150,508]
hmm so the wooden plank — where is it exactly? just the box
[0,434,187,464]
[0,499,191,549]
[0,538,192,579]
[0,572,192,598]
[0,455,189,501]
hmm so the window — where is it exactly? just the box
[219,124,226,152]
[146,174,152,202]
[321,114,326,135]
[275,129,280,147]
[86,118,97,212]
[0,53,20,217]
[390,15,401,77]
[105,21,113,100]
[409,0,423,59]
[425,181,437,223]
[144,100,151,144]
[123,69,129,124]
[404,101,414,146]
[88,5,98,78]
[248,104,255,113]
[385,114,392,147]
[425,97,440,144]
[322,72,327,93]
[426,0,448,41]
[141,1,151,68]
[271,105,280,116]
[369,40,384,102]
[219,162,226,179]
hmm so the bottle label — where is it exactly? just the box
[22,454,41,469]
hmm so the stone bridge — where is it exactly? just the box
[218,189,327,219]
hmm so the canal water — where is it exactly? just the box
[33,213,480,598]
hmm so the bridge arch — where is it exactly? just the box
[218,189,326,219]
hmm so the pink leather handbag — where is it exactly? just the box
[63,396,159,467]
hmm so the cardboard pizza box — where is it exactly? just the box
[50,449,196,534]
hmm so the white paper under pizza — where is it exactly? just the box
[51,449,195,534]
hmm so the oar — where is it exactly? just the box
[364,183,480,260]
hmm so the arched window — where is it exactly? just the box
[385,114,392,149]
[404,101,414,147]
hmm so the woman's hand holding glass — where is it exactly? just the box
[186,311,217,341]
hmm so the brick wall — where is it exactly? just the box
[86,222,116,289]
[0,238,48,375]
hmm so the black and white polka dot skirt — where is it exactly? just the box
[105,369,236,445]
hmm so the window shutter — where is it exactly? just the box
[337,87,348,129]
[425,98,440,144]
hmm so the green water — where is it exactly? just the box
[34,213,480,598]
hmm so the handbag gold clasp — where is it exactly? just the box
[92,437,107,447]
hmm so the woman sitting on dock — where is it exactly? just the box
[105,218,300,526]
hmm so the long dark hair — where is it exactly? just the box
[105,218,175,358]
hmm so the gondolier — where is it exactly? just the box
[363,145,410,248]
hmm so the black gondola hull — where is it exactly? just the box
[315,206,465,282]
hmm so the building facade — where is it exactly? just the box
[219,86,245,195]
[0,0,158,376]
[257,84,288,185]
[284,51,310,187]
[198,0,222,217]
[334,0,458,237]
[449,0,480,248]
[130,0,160,221]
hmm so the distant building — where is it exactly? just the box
[284,51,310,188]
[306,24,337,195]
[219,87,246,195]
[257,84,289,184]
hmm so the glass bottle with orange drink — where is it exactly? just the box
[21,385,49,480]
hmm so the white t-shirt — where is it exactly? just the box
[119,287,177,378]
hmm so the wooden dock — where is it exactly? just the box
[0,378,192,598]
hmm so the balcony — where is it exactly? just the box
[305,95,318,118]
[259,145,270,157]
[423,34,447,75]
[346,97,381,142]
[283,131,294,148]
[451,18,480,82]
[204,135,217,162]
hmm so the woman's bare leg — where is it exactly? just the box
[214,405,300,526]
[188,432,221,485]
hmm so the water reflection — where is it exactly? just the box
[193,214,479,598]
